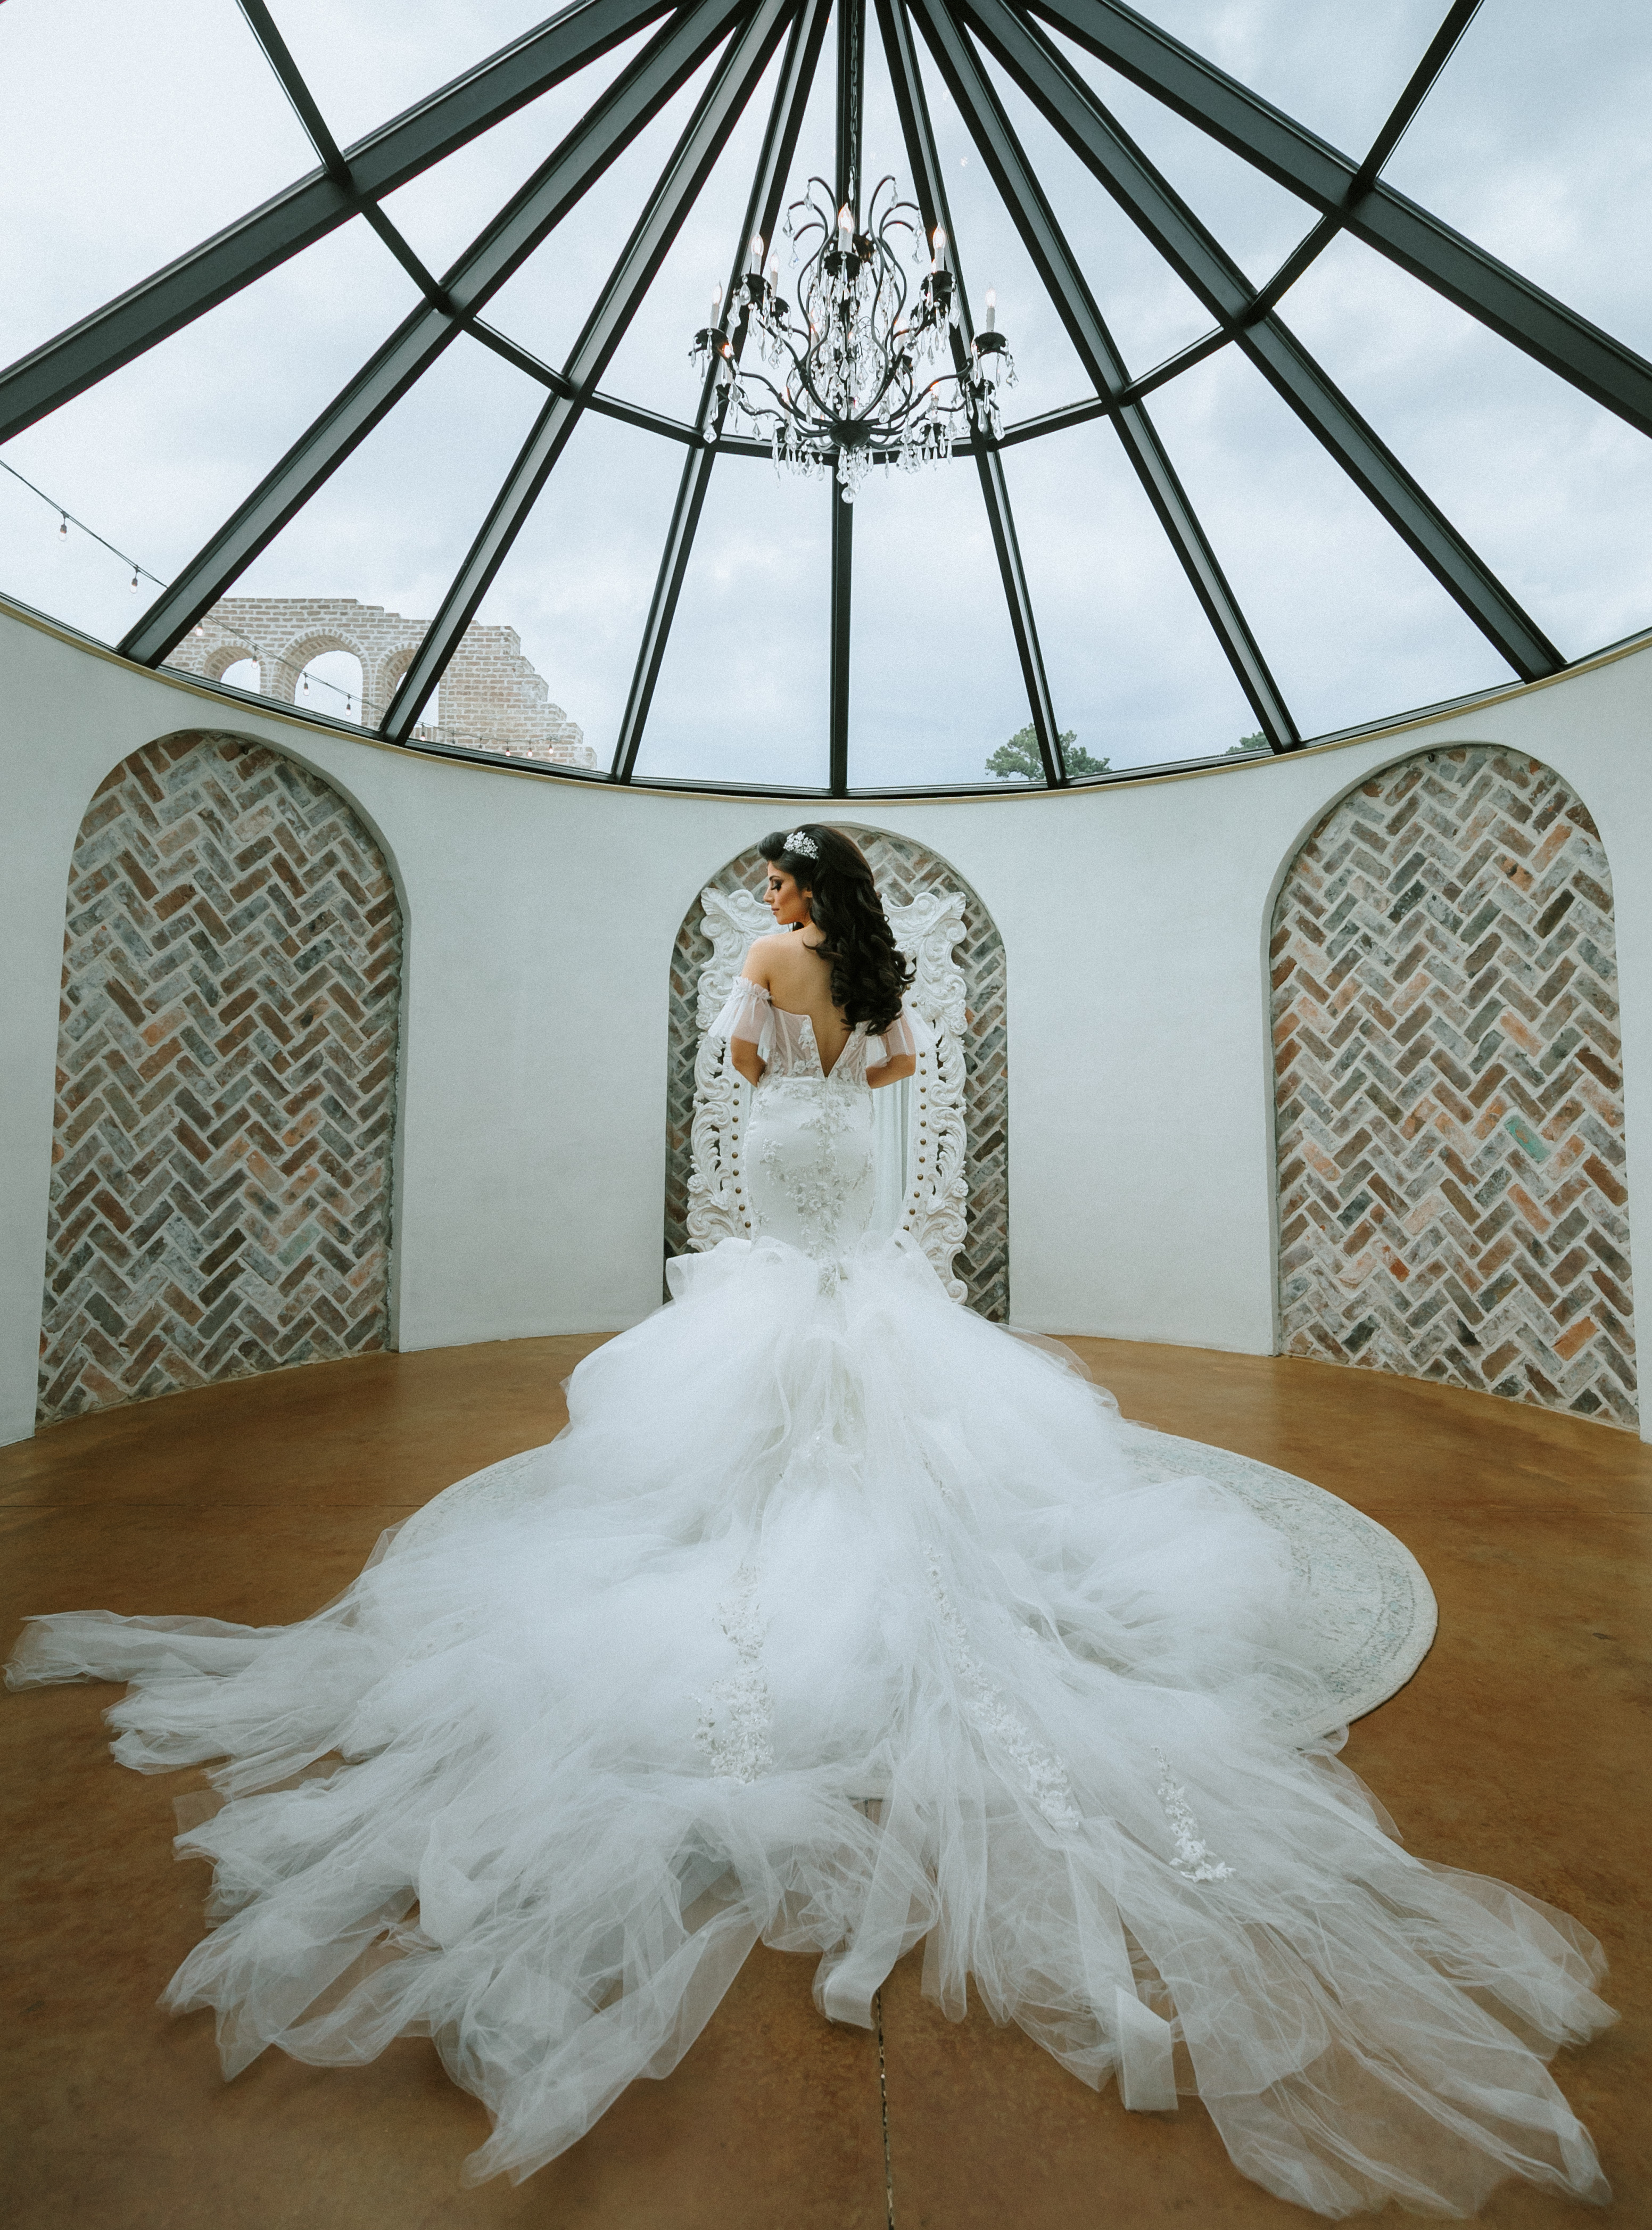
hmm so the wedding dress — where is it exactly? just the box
[8,976,1612,2217]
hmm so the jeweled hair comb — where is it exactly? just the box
[783,829,820,860]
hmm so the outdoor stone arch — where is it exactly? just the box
[1271,744,1635,1425]
[373,641,416,724]
[202,641,259,689]
[270,629,371,713]
[665,826,1009,1318]
[37,729,404,1420]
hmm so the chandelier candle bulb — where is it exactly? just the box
[984,290,996,332]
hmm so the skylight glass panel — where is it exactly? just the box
[1,0,317,363]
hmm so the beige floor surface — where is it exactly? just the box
[3,1334,1646,2229]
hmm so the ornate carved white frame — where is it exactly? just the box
[685,886,971,1299]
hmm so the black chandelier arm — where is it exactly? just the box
[613,0,831,783]
[908,0,1296,753]
[877,0,1065,786]
[120,0,749,670]
[383,0,799,746]
[1019,0,1652,443]
[0,0,685,449]
[957,0,1564,685]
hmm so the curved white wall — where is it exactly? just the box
[3,598,1649,1446]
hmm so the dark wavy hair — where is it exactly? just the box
[758,826,913,1035]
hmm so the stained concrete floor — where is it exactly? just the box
[2,1336,1647,2230]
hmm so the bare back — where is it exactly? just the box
[744,932,853,1077]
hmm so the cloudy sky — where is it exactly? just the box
[2,0,1649,788]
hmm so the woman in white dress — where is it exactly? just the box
[8,825,1613,2216]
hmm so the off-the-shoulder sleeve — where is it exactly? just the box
[709,974,771,1045]
[867,998,920,1063]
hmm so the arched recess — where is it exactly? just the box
[665,827,1009,1319]
[1271,746,1636,1426]
[38,731,404,1421]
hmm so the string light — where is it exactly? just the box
[2,457,364,721]
[2,456,166,594]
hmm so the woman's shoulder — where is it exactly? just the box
[741,931,791,976]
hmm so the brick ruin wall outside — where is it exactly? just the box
[39,733,403,1421]
[170,596,594,767]
[1272,745,1636,1426]
[665,829,1010,1320]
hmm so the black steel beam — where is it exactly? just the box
[382,0,798,744]
[829,483,854,795]
[234,0,455,304]
[1022,0,1652,440]
[878,0,1067,781]
[119,0,748,668]
[0,0,687,446]
[958,0,1564,681]
[613,0,832,782]
[909,0,1296,749]
[827,0,867,794]
[1351,0,1482,197]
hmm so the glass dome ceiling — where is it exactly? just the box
[3,0,1649,795]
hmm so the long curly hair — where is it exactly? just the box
[759,825,913,1035]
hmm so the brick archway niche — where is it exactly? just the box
[38,732,404,1422]
[1271,745,1636,1426]
[665,828,1009,1319]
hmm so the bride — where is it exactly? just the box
[8,824,1613,2216]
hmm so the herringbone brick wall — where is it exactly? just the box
[1273,746,1636,1426]
[666,829,1010,1318]
[39,733,403,1421]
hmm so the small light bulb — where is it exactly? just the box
[129,568,139,592]
[58,514,68,540]
[838,203,853,236]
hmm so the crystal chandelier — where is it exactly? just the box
[691,174,1014,501]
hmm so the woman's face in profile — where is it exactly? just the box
[762,863,811,927]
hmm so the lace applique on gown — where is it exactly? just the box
[7,966,1613,2214]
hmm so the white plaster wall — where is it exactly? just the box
[3,599,1648,1447]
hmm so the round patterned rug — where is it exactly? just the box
[1117,1422,1437,1738]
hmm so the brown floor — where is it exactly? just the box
[2,1337,1647,2229]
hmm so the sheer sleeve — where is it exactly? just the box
[709,974,771,1047]
[867,999,920,1064]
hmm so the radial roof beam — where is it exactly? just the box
[121,0,749,668]
[235,0,453,302]
[1021,0,1652,442]
[383,0,799,745]
[0,0,685,447]
[1351,0,1482,197]
[959,0,1564,682]
[613,0,832,782]
[908,0,1296,750]
[878,0,1067,784]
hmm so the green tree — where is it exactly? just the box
[986,725,1110,781]
[1226,731,1268,754]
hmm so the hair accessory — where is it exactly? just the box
[783,829,820,860]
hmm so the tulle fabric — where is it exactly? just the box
[9,1232,1612,2214]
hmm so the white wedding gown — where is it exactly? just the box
[8,980,1613,2217]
